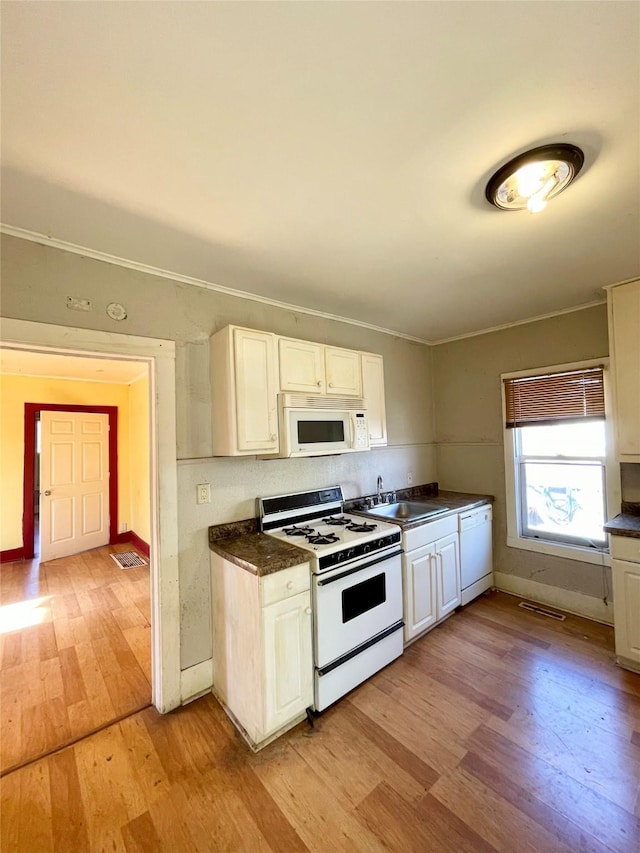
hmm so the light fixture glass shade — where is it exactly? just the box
[486,144,584,211]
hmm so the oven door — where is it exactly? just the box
[313,551,403,668]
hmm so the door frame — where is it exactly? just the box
[24,404,119,559]
[0,317,180,714]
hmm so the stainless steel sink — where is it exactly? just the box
[361,500,450,522]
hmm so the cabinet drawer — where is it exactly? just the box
[611,536,640,564]
[261,563,310,606]
[404,513,458,551]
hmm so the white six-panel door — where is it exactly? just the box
[39,411,110,561]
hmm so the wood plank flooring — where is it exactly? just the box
[0,544,151,774]
[2,591,639,851]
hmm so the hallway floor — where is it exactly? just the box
[0,543,151,774]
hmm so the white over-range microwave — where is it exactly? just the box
[267,394,370,458]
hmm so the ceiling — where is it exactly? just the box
[0,348,147,384]
[1,2,638,343]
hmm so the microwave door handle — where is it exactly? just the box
[349,416,355,447]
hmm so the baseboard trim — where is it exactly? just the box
[129,531,150,557]
[113,530,150,556]
[494,572,614,625]
[180,659,213,705]
[113,532,130,545]
[0,547,26,563]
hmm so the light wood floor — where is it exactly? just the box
[0,543,151,774]
[2,591,639,851]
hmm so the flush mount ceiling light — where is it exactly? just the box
[485,143,584,213]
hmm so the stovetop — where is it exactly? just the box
[258,487,402,573]
[267,512,399,552]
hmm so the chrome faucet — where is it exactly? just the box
[376,475,384,503]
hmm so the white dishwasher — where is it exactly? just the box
[459,505,493,605]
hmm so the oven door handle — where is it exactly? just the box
[316,549,403,586]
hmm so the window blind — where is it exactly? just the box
[503,366,605,428]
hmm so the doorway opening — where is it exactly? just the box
[0,319,180,723]
[0,334,176,773]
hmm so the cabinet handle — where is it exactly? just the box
[270,433,277,441]
[316,380,322,387]
[328,382,334,388]
[305,607,312,615]
[286,581,293,590]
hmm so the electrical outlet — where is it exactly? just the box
[407,472,414,485]
[120,522,127,533]
[196,483,211,505]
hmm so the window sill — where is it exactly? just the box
[506,535,611,567]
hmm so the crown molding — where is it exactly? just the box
[431,298,607,345]
[0,224,428,344]
[1,223,618,347]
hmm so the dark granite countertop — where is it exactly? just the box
[208,519,310,576]
[209,483,494,574]
[604,502,640,539]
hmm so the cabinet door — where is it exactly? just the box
[279,338,325,394]
[403,544,437,642]
[612,559,640,665]
[436,532,461,619]
[325,347,362,396]
[234,328,278,452]
[362,353,387,446]
[611,282,640,458]
[263,591,313,735]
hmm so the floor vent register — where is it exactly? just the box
[518,601,566,621]
[111,551,147,570]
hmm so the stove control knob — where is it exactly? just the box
[347,548,356,561]
[363,543,371,554]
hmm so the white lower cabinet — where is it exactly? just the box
[403,516,461,644]
[263,592,313,734]
[211,556,313,749]
[436,532,461,618]
[611,535,640,673]
[404,543,438,638]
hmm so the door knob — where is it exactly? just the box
[44,490,51,496]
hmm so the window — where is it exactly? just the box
[503,360,612,564]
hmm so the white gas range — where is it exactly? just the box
[257,486,404,711]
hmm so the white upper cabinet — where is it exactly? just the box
[278,338,325,394]
[324,346,362,396]
[278,338,362,397]
[211,325,385,456]
[609,280,640,459]
[361,352,387,446]
[211,326,279,455]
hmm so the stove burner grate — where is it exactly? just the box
[282,525,316,536]
[322,516,351,526]
[346,521,377,533]
[307,532,340,545]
